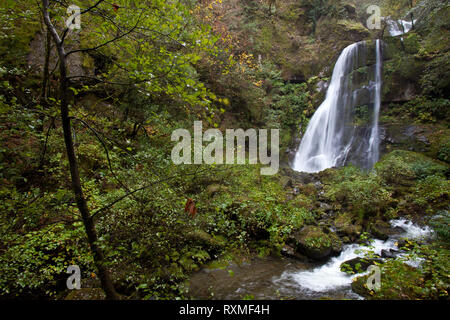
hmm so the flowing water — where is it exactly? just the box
[188,38,433,300]
[292,40,383,173]
[188,219,433,300]
[386,19,416,37]
[273,219,433,299]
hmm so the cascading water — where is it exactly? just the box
[188,218,434,300]
[367,39,382,168]
[386,19,416,37]
[292,40,383,173]
[273,219,433,299]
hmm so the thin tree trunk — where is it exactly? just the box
[38,27,52,166]
[42,27,51,105]
[42,0,119,300]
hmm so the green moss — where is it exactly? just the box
[377,150,448,181]
[323,166,393,218]
[403,32,421,54]
[352,245,450,299]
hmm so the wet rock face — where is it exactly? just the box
[382,37,425,104]
[381,249,398,259]
[379,124,432,156]
[383,80,418,102]
[369,220,405,241]
[343,122,435,168]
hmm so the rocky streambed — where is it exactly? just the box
[188,219,433,300]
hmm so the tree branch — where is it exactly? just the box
[90,167,215,221]
[65,10,143,57]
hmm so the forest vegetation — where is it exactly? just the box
[0,0,448,300]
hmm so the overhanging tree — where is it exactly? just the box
[41,0,221,299]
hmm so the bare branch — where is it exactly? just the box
[80,0,106,15]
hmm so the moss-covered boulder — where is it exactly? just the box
[288,225,341,261]
[369,220,406,241]
[369,220,391,240]
[351,262,428,299]
[185,230,225,252]
[205,184,228,197]
[334,212,363,241]
[340,257,383,274]
[65,288,106,300]
[351,274,372,298]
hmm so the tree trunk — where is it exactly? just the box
[37,27,51,134]
[42,0,119,300]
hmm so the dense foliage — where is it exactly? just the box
[0,0,448,300]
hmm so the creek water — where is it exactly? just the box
[188,219,433,300]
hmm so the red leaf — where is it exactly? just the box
[184,198,197,218]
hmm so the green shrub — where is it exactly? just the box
[413,175,449,209]
[376,150,448,184]
[429,211,450,241]
[324,166,392,218]
[353,245,450,299]
[375,153,416,186]
[0,223,93,298]
[437,139,450,163]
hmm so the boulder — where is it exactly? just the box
[351,274,371,298]
[370,220,401,241]
[288,226,341,261]
[334,213,362,241]
[381,249,398,259]
[65,288,106,300]
[340,257,383,274]
[319,202,332,212]
[205,184,228,197]
[185,229,225,251]
[281,244,308,261]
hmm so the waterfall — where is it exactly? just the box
[367,39,382,168]
[292,40,383,173]
[386,19,416,37]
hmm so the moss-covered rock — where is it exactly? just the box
[205,184,228,197]
[65,288,106,300]
[351,274,371,298]
[369,220,391,240]
[288,225,341,261]
[376,150,449,183]
[334,212,363,241]
[185,230,225,251]
[340,257,383,274]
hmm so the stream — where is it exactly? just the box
[188,219,433,300]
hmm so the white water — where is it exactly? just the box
[367,40,382,168]
[274,219,432,295]
[387,19,416,37]
[292,40,383,173]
